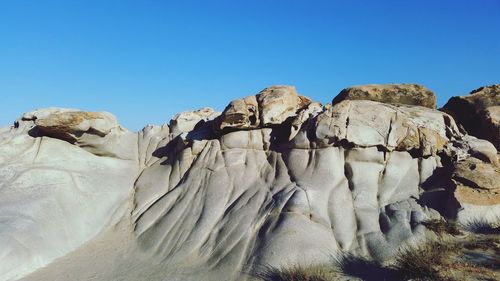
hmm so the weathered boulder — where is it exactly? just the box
[332,84,437,109]
[442,85,500,149]
[453,158,499,195]
[17,108,138,160]
[462,135,499,166]
[257,85,311,125]
[315,100,459,156]
[450,156,500,224]
[170,107,219,135]
[21,108,118,143]
[218,96,260,130]
[217,85,312,130]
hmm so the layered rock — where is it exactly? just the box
[0,85,498,281]
[442,84,500,149]
[332,84,437,109]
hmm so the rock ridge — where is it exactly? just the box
[0,83,498,281]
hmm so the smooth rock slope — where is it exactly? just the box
[0,84,498,281]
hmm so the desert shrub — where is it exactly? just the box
[461,217,500,235]
[333,253,397,281]
[393,239,462,281]
[253,234,499,281]
[421,219,462,236]
[251,264,342,281]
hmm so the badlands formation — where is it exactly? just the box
[0,84,499,281]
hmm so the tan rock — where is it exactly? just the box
[333,84,437,109]
[218,96,259,130]
[453,158,499,191]
[452,157,500,206]
[33,110,118,143]
[170,107,219,135]
[442,85,500,149]
[454,185,500,206]
[315,100,458,156]
[464,136,499,166]
[257,85,311,126]
[218,85,313,130]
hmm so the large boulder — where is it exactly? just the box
[450,153,500,223]
[442,85,500,149]
[315,100,460,156]
[257,85,311,125]
[18,108,137,159]
[453,157,500,201]
[20,108,118,143]
[218,96,260,130]
[332,84,437,109]
[169,107,219,136]
[217,85,312,130]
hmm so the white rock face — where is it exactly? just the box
[0,110,140,281]
[0,86,498,281]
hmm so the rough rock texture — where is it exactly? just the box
[0,109,140,281]
[0,85,499,281]
[442,84,500,149]
[333,84,437,109]
[217,85,312,130]
[170,107,219,135]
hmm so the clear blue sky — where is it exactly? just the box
[1,0,499,131]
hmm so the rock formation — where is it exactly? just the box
[0,84,498,281]
[442,84,500,149]
[332,84,437,109]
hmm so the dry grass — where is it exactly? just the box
[393,239,460,281]
[393,234,499,281]
[253,220,499,281]
[333,253,397,281]
[251,264,343,281]
[461,217,500,235]
[421,218,462,236]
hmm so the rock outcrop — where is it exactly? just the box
[0,84,498,281]
[442,84,500,149]
[333,84,437,109]
[217,85,312,130]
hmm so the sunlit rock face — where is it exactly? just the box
[0,84,498,281]
[332,84,437,109]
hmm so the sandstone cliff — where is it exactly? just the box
[0,85,498,281]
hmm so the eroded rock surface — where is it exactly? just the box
[217,85,312,130]
[442,84,500,149]
[333,84,437,109]
[0,84,499,281]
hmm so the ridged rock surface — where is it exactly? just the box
[0,84,498,281]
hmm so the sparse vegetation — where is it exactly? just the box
[421,218,462,236]
[393,239,461,281]
[461,217,500,235]
[251,264,343,281]
[333,253,396,281]
[253,221,500,281]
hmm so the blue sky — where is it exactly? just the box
[1,0,499,131]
